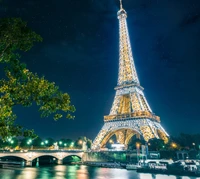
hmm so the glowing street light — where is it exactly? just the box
[45,140,48,144]
[136,143,140,162]
[192,143,196,149]
[78,140,83,145]
[41,142,44,145]
[171,143,177,148]
[64,143,67,147]
[59,141,62,145]
[136,143,140,149]
[27,139,32,145]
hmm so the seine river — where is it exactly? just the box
[0,165,199,179]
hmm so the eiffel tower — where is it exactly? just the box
[92,0,169,150]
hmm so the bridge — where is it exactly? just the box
[0,150,84,166]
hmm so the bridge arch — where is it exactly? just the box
[31,154,59,161]
[62,155,82,160]
[31,152,83,161]
[0,155,28,161]
[0,151,84,163]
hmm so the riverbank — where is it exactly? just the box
[83,162,125,169]
[83,161,200,177]
[137,167,200,177]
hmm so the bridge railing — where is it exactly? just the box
[0,149,84,153]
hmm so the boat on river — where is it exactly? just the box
[0,161,24,169]
[126,159,172,170]
[126,164,140,170]
[137,159,200,177]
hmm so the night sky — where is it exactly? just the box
[0,0,199,140]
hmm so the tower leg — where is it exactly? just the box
[115,131,125,144]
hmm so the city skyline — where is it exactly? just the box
[0,0,199,139]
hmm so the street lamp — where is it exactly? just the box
[171,143,177,148]
[41,142,44,145]
[71,142,74,148]
[136,143,140,149]
[136,143,140,162]
[27,139,32,145]
[27,139,32,149]
[64,143,67,149]
[192,143,195,149]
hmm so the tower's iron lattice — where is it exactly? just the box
[92,0,169,150]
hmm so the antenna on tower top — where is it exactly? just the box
[120,0,123,9]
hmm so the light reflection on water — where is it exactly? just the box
[0,165,199,179]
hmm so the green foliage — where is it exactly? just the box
[32,137,43,148]
[170,133,200,150]
[148,138,165,151]
[0,137,18,149]
[74,136,92,149]
[0,18,75,140]
[128,138,145,150]
[0,18,42,63]
[86,139,92,149]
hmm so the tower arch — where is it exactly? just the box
[99,128,142,148]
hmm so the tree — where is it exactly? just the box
[148,138,165,151]
[75,136,92,149]
[64,139,74,148]
[45,138,55,147]
[32,137,43,148]
[128,138,145,150]
[0,18,75,141]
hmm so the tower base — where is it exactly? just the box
[92,118,168,150]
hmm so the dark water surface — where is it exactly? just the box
[0,165,199,179]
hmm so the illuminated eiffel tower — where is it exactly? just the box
[92,0,169,150]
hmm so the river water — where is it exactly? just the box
[0,165,199,179]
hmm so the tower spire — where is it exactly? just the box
[120,0,123,9]
[117,0,139,86]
